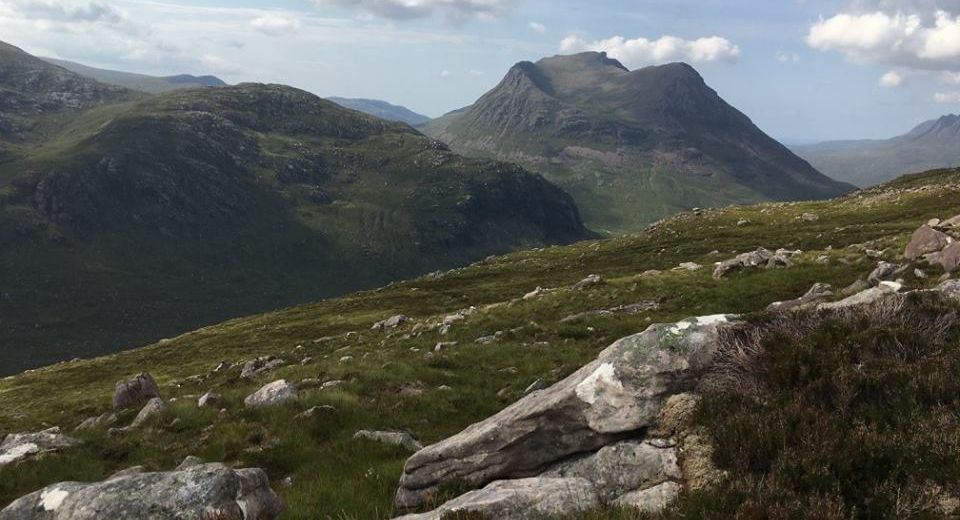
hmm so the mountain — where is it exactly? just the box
[2,165,959,518]
[41,57,227,94]
[422,52,853,233]
[0,41,590,375]
[793,114,960,188]
[328,97,430,125]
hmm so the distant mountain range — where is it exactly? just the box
[0,40,589,374]
[422,52,853,233]
[42,57,227,93]
[792,114,960,187]
[328,97,430,126]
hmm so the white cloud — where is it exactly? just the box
[528,21,545,34]
[807,10,960,70]
[934,90,960,101]
[250,15,302,36]
[313,0,519,21]
[440,69,451,77]
[880,70,905,85]
[0,0,141,34]
[560,34,740,69]
[468,69,484,75]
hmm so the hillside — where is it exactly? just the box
[422,52,852,233]
[329,98,430,126]
[1,166,958,519]
[793,114,960,188]
[0,41,590,375]
[42,57,227,94]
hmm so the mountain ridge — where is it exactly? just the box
[328,97,430,126]
[422,52,852,233]
[41,57,227,93]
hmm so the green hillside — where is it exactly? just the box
[1,167,957,519]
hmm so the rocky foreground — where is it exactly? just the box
[0,213,957,518]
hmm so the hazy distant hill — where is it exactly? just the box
[793,114,960,187]
[328,97,430,125]
[422,52,852,233]
[0,40,590,374]
[42,57,227,93]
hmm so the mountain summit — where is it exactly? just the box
[794,113,960,187]
[423,52,852,232]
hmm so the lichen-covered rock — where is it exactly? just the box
[768,283,833,311]
[129,398,168,429]
[867,261,905,286]
[819,282,902,310]
[394,315,732,509]
[0,428,79,468]
[940,242,960,272]
[112,373,160,409]
[372,315,408,332]
[614,481,681,513]
[713,248,791,279]
[394,478,598,520]
[244,380,298,408]
[573,274,603,291]
[0,463,283,520]
[74,413,117,432]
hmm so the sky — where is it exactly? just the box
[2,0,960,142]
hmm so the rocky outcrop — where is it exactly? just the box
[768,283,833,311]
[904,215,960,272]
[112,373,161,409]
[372,315,409,332]
[905,226,951,260]
[394,314,733,511]
[0,428,79,468]
[354,431,424,452]
[0,463,283,520]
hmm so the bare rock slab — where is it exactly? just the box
[0,428,79,469]
[0,463,283,520]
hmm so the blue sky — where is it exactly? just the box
[1,0,960,142]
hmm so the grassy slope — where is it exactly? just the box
[0,169,958,519]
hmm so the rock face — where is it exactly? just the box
[112,373,161,409]
[0,428,79,468]
[0,463,283,520]
[394,314,732,510]
[244,380,298,408]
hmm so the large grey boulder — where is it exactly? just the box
[394,315,732,509]
[129,398,169,429]
[0,428,79,468]
[372,315,408,332]
[394,478,598,520]
[0,463,283,520]
[819,282,902,310]
[905,226,951,260]
[867,262,906,286]
[244,380,298,408]
[112,373,160,409]
[713,248,790,279]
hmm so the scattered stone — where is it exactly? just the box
[614,481,681,513]
[915,269,928,279]
[339,356,354,363]
[636,270,662,280]
[940,214,960,228]
[176,456,204,470]
[573,274,603,291]
[475,335,497,345]
[841,279,870,296]
[799,212,819,222]
[320,380,345,391]
[0,428,79,468]
[300,357,314,365]
[737,219,750,226]
[198,390,221,408]
[434,342,458,352]
[523,287,547,300]
[75,413,118,432]
[213,362,232,373]
[674,262,702,272]
[241,357,285,379]
[560,301,660,323]
[867,261,906,286]
[819,282,903,310]
[129,398,169,429]
[713,248,791,279]
[372,315,408,332]
[940,242,960,272]
[0,463,283,520]
[354,430,423,452]
[113,373,161,409]
[296,406,337,419]
[244,380,298,408]
[108,467,146,480]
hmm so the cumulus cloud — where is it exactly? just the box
[0,0,126,24]
[943,70,960,82]
[560,34,740,69]
[314,0,519,21]
[807,9,960,70]
[880,70,905,85]
[250,15,302,36]
[528,21,545,34]
[934,90,960,101]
